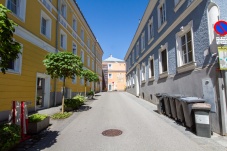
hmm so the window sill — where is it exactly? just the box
[141,49,145,53]
[6,70,21,75]
[148,77,155,81]
[159,71,168,79]
[174,0,186,12]
[158,21,167,33]
[41,33,51,41]
[177,62,196,74]
[11,12,25,22]
[141,80,146,84]
[136,56,139,59]
[148,37,154,45]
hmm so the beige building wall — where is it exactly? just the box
[102,56,126,91]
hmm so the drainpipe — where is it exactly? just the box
[53,0,61,106]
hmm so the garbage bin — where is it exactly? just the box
[163,94,171,117]
[156,93,166,114]
[192,103,211,138]
[180,97,206,129]
[169,94,185,120]
[175,96,185,124]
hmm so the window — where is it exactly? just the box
[136,42,139,58]
[72,75,77,84]
[132,49,135,63]
[92,43,95,53]
[61,4,66,19]
[87,55,90,67]
[108,64,112,69]
[41,11,51,39]
[92,60,94,70]
[129,55,131,68]
[148,17,154,43]
[80,50,84,63]
[174,0,185,12]
[141,63,146,82]
[80,77,84,85]
[141,32,145,52]
[72,43,77,55]
[108,73,112,79]
[132,72,135,85]
[176,20,195,73]
[157,0,166,30]
[7,0,26,21]
[87,38,90,48]
[159,43,168,76]
[6,46,23,74]
[60,30,67,50]
[72,18,77,32]
[148,56,155,79]
[81,28,84,41]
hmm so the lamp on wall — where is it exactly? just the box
[180,26,184,31]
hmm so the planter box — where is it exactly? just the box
[27,116,50,134]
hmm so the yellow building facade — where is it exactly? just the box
[0,0,103,121]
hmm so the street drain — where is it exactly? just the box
[102,129,123,137]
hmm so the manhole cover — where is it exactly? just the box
[102,129,123,137]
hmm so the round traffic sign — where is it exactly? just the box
[214,20,227,36]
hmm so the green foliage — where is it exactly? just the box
[87,91,94,96]
[51,112,72,119]
[28,113,48,123]
[0,4,21,74]
[65,97,84,110]
[0,124,21,151]
[73,95,85,103]
[43,52,83,79]
[81,69,99,84]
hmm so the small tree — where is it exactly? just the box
[43,52,83,113]
[0,4,21,74]
[81,69,99,96]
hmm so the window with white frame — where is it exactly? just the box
[108,73,112,79]
[148,17,154,42]
[132,72,135,85]
[141,32,145,52]
[92,60,94,70]
[41,11,51,39]
[72,43,77,55]
[129,55,131,68]
[157,0,166,28]
[80,50,84,63]
[7,0,26,21]
[132,49,135,63]
[108,63,112,69]
[92,43,95,53]
[87,55,90,67]
[72,17,77,32]
[81,28,84,41]
[174,0,185,12]
[60,30,67,50]
[6,45,23,74]
[141,63,146,81]
[61,3,67,19]
[87,38,90,48]
[80,77,84,85]
[176,21,195,69]
[149,56,155,78]
[159,43,168,74]
[72,75,77,84]
[136,42,139,58]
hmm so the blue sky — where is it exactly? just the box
[76,0,149,60]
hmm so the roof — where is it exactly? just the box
[103,55,125,62]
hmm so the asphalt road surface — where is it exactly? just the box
[43,92,222,151]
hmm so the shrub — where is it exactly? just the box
[87,91,94,96]
[28,114,48,123]
[65,95,85,110]
[0,124,21,151]
[51,112,72,119]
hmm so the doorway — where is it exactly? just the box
[36,73,50,110]
[135,65,140,97]
[108,84,112,91]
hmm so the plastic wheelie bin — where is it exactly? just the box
[169,94,185,120]
[180,97,206,129]
[192,103,211,138]
[163,94,171,117]
[175,96,186,124]
[156,93,167,114]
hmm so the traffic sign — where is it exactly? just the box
[214,21,227,36]
[216,36,227,45]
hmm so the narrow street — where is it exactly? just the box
[26,92,224,151]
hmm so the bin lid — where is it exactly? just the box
[155,93,168,97]
[169,94,185,99]
[179,97,206,103]
[192,103,211,110]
